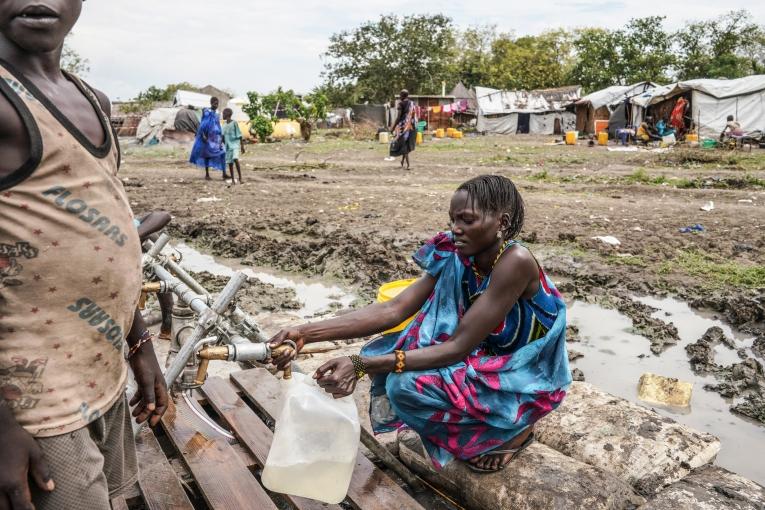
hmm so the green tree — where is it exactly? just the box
[456,25,499,87]
[567,28,623,91]
[567,17,673,92]
[675,10,765,79]
[322,14,457,104]
[61,35,89,75]
[489,30,574,90]
[243,88,328,142]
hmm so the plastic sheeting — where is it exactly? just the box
[136,107,180,144]
[630,75,765,138]
[693,90,765,138]
[577,82,658,110]
[477,113,518,134]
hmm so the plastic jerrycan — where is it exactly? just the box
[262,373,360,504]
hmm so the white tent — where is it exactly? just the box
[173,90,213,109]
[631,75,765,138]
[475,86,580,135]
[226,97,250,122]
[574,82,658,133]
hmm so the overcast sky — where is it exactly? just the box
[70,1,765,101]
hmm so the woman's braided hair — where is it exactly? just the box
[456,175,525,240]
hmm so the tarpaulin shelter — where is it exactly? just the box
[136,107,182,145]
[475,85,580,135]
[574,82,657,134]
[630,75,765,138]
[173,90,213,109]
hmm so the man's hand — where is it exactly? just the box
[129,343,168,427]
[268,328,306,371]
[314,357,357,399]
[0,407,54,510]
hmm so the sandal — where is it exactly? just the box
[467,431,535,473]
[158,331,172,341]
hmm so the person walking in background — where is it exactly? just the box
[222,108,245,184]
[189,96,226,180]
[390,89,417,170]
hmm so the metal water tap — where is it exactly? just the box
[193,340,296,386]
[138,281,164,310]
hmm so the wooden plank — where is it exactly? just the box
[110,495,129,510]
[160,396,278,510]
[135,426,194,510]
[202,377,342,510]
[232,369,423,510]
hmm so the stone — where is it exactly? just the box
[397,430,645,510]
[638,373,693,408]
[535,382,721,496]
[643,465,765,509]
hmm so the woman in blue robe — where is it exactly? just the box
[189,97,226,180]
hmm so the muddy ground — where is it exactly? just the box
[123,133,765,423]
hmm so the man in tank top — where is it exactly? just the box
[0,2,168,508]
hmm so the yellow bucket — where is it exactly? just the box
[416,131,423,145]
[686,133,698,142]
[377,279,417,334]
[598,131,608,146]
[379,131,390,144]
[435,128,445,138]
[454,131,463,139]
[565,131,578,145]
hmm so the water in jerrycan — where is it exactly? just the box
[262,372,360,504]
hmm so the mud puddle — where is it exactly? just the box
[568,297,764,485]
[173,243,357,318]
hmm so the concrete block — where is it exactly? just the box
[643,465,765,510]
[535,382,721,496]
[638,373,693,407]
[398,430,645,510]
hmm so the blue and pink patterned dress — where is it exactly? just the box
[361,232,571,469]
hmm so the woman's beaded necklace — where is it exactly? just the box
[472,239,512,282]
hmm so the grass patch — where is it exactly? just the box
[606,254,647,267]
[625,168,668,185]
[667,250,765,288]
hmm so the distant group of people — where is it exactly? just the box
[189,97,245,183]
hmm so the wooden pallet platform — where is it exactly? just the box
[114,368,423,510]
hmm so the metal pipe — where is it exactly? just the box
[145,233,170,258]
[164,258,209,297]
[152,264,210,315]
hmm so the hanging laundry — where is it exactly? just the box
[442,104,451,113]
[432,106,442,114]
[459,100,468,112]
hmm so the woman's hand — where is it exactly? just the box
[314,357,357,398]
[268,327,306,371]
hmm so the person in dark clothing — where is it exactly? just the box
[390,89,417,170]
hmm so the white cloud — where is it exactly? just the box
[69,1,764,100]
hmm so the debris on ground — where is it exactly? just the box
[700,201,714,212]
[638,373,693,408]
[592,235,621,246]
[678,224,705,233]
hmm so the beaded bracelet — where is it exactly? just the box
[394,350,406,373]
[127,330,153,359]
[349,354,367,380]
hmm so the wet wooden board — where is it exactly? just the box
[232,369,424,510]
[201,377,341,510]
[135,426,194,510]
[160,396,278,510]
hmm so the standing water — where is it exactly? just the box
[568,297,764,485]
[173,243,356,317]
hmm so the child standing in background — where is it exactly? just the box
[222,108,245,183]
